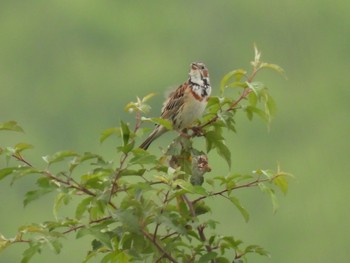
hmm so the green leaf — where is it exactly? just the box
[117,141,135,154]
[173,179,195,193]
[23,189,50,207]
[0,167,16,181]
[120,169,146,176]
[141,117,173,130]
[245,244,270,257]
[0,235,11,252]
[77,224,114,249]
[273,175,288,194]
[206,96,220,110]
[114,209,141,234]
[246,81,265,96]
[216,140,231,169]
[216,257,230,263]
[21,243,41,263]
[120,121,130,146]
[129,149,157,165]
[53,192,72,219]
[76,197,93,219]
[198,252,218,263]
[194,202,211,216]
[14,143,34,153]
[258,183,279,213]
[69,152,104,172]
[142,92,156,103]
[0,121,24,132]
[222,236,243,250]
[23,188,55,207]
[260,62,286,77]
[245,106,269,123]
[10,168,46,185]
[157,214,187,235]
[228,196,249,222]
[220,69,247,95]
[265,93,277,117]
[91,239,104,251]
[248,92,258,107]
[42,151,79,165]
[99,127,121,144]
[205,130,224,152]
[49,239,62,254]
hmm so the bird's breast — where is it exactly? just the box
[177,89,208,129]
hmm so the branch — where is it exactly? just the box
[12,153,117,209]
[141,229,178,263]
[192,175,279,205]
[62,216,112,235]
[153,190,170,241]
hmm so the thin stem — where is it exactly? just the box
[160,231,179,241]
[153,190,170,241]
[109,152,129,204]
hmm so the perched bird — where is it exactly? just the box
[139,62,211,150]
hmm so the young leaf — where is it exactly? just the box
[14,143,34,153]
[0,235,11,252]
[220,69,247,95]
[260,63,286,77]
[0,121,24,132]
[273,175,288,195]
[43,151,79,165]
[142,92,156,103]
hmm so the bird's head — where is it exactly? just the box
[189,62,210,86]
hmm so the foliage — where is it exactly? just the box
[0,47,290,263]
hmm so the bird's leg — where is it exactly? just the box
[179,128,191,138]
[190,126,205,137]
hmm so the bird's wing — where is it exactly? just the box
[160,82,188,120]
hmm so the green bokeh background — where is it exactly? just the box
[1,1,349,262]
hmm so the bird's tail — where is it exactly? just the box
[139,125,167,150]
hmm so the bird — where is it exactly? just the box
[139,62,211,150]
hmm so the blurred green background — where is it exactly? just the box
[1,0,349,262]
